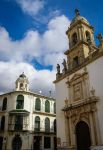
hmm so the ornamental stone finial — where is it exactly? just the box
[75,9,80,17]
[97,33,103,46]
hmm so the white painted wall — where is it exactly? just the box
[55,78,68,144]
[0,91,56,150]
[87,57,103,144]
[55,55,103,146]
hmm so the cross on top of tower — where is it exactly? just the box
[75,9,80,17]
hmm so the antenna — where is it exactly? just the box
[49,90,52,97]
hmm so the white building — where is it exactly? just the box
[54,9,103,150]
[0,73,56,150]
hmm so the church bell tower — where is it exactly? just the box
[65,9,98,70]
[15,73,29,91]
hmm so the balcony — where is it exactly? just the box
[8,123,29,131]
[8,112,29,132]
[34,127,56,134]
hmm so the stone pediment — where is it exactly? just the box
[70,73,82,82]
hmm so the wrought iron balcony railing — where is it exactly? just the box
[8,123,29,131]
[34,127,56,134]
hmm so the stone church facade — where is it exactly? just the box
[0,73,56,150]
[54,9,103,150]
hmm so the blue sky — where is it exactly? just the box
[0,0,103,95]
[0,0,103,39]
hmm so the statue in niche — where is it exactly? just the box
[62,59,67,74]
[56,64,60,74]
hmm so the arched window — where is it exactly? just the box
[54,102,56,114]
[35,98,41,111]
[1,116,5,131]
[20,83,23,89]
[72,32,78,45]
[86,31,91,43]
[45,117,50,132]
[73,56,79,68]
[35,116,40,131]
[54,119,56,133]
[16,95,24,109]
[45,100,50,113]
[2,97,7,111]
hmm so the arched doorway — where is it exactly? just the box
[33,136,41,150]
[76,121,91,150]
[12,135,22,150]
[0,137,3,150]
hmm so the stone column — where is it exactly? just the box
[89,112,96,146]
[65,117,71,146]
[41,135,44,150]
[80,26,84,41]
[51,136,54,150]
[77,26,81,41]
[93,111,102,145]
[69,117,75,146]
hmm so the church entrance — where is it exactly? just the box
[76,121,91,150]
[0,136,3,150]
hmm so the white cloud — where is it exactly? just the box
[42,15,70,53]
[0,15,70,95]
[16,0,45,16]
[0,61,55,96]
[0,27,41,61]
[0,15,70,64]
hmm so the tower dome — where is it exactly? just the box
[15,73,29,91]
[70,9,90,27]
[19,73,26,78]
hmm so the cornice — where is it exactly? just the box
[54,50,103,84]
[0,90,55,101]
[33,111,56,117]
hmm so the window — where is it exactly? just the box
[54,119,56,133]
[2,97,7,111]
[44,137,51,148]
[16,95,24,109]
[54,102,56,114]
[35,98,41,111]
[14,115,23,131]
[1,116,5,131]
[45,117,50,132]
[45,100,50,113]
[72,33,78,45]
[73,56,79,68]
[86,31,91,43]
[35,116,40,131]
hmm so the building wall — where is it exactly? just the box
[55,56,103,147]
[0,91,56,150]
[55,78,68,145]
[87,56,103,144]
